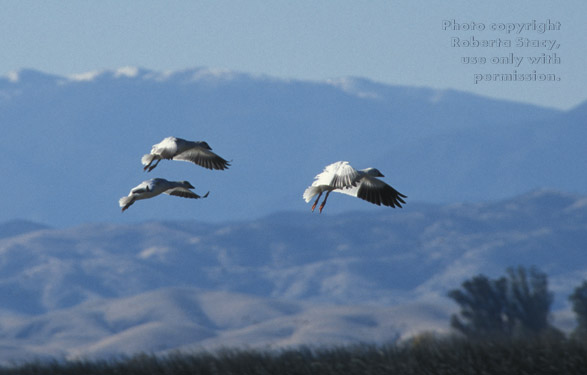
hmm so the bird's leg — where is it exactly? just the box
[143,157,155,171]
[311,192,323,212]
[319,191,331,213]
[147,159,161,172]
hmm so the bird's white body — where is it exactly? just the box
[303,161,406,212]
[119,178,208,212]
[142,136,230,172]
[303,161,360,201]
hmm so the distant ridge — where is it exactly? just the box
[0,190,584,362]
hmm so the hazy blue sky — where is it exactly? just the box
[1,1,585,109]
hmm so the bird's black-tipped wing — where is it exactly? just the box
[355,176,407,208]
[165,187,207,199]
[174,148,231,170]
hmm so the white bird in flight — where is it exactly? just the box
[119,178,209,212]
[303,161,407,213]
[142,136,230,172]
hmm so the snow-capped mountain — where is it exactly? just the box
[1,67,584,227]
[0,190,585,362]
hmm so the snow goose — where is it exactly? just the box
[142,136,230,172]
[303,161,407,213]
[119,178,209,212]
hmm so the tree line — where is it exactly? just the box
[448,265,587,340]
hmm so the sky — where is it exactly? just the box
[1,1,586,110]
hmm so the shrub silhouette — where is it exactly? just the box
[569,280,587,340]
[448,266,557,339]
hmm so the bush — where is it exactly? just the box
[448,266,558,340]
[570,280,587,340]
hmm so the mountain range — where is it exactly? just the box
[0,189,586,363]
[1,66,585,363]
[1,67,586,227]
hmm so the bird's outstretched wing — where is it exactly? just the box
[314,161,360,189]
[173,148,230,170]
[165,188,209,199]
[354,175,407,207]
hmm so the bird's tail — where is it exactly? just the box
[303,186,321,203]
[141,154,156,167]
[119,196,135,212]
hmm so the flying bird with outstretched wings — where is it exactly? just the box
[141,136,230,172]
[119,178,209,212]
[303,161,406,213]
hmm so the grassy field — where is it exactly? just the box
[2,335,587,375]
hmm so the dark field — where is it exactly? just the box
[3,335,587,375]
